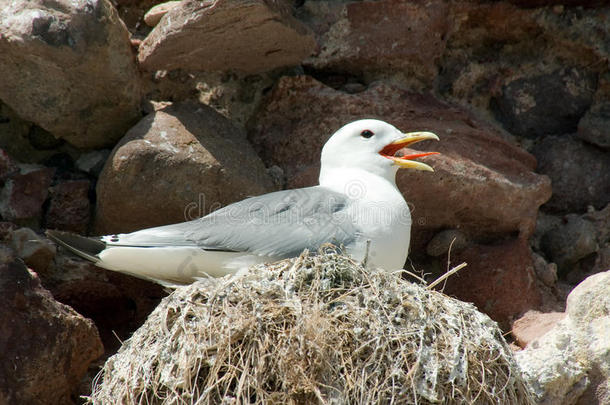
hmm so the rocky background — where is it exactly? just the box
[0,0,608,403]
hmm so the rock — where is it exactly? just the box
[578,102,610,149]
[9,227,56,272]
[511,310,565,348]
[45,180,92,233]
[75,150,111,178]
[533,135,610,213]
[0,149,19,184]
[541,214,598,275]
[516,271,610,404]
[138,0,316,74]
[532,251,558,288]
[0,257,103,405]
[95,101,275,234]
[249,75,551,254]
[44,253,167,355]
[0,165,54,222]
[425,229,470,257]
[300,0,449,86]
[0,0,141,148]
[491,68,597,137]
[441,239,542,329]
[143,1,181,27]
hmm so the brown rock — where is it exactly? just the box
[301,0,448,85]
[95,101,275,234]
[138,0,316,74]
[0,149,18,184]
[511,310,565,348]
[46,180,91,233]
[45,253,167,355]
[0,166,54,221]
[0,257,103,405]
[9,227,56,272]
[249,75,551,253]
[0,0,141,148]
[441,239,543,329]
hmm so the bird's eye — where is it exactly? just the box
[360,130,374,138]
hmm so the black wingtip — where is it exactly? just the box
[46,230,106,263]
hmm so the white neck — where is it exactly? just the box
[319,167,402,202]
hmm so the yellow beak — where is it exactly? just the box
[379,131,440,171]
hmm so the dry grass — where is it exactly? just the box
[87,246,534,404]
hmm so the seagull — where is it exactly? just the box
[47,120,438,286]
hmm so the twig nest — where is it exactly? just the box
[88,247,534,404]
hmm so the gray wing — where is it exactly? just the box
[106,186,361,258]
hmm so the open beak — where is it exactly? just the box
[379,131,440,171]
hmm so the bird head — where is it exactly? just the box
[320,119,439,181]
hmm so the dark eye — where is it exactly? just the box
[360,130,374,138]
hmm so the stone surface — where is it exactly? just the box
[249,75,551,255]
[0,0,141,148]
[441,239,542,329]
[0,256,103,405]
[533,135,610,213]
[143,1,181,27]
[75,150,111,178]
[532,251,558,288]
[0,149,19,184]
[300,0,449,86]
[44,252,167,355]
[9,227,56,272]
[516,270,610,405]
[95,101,275,234]
[425,229,470,257]
[541,214,598,275]
[138,0,316,74]
[46,180,92,233]
[491,68,597,138]
[578,102,610,149]
[0,166,54,222]
[511,310,565,348]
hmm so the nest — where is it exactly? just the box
[87,247,534,404]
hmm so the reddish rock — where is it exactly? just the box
[44,253,167,355]
[0,256,103,405]
[0,166,54,221]
[441,239,543,329]
[301,0,449,85]
[46,180,91,233]
[138,0,316,74]
[95,101,275,234]
[249,75,551,253]
[511,310,565,348]
[0,0,141,148]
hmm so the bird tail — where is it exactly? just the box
[46,230,106,263]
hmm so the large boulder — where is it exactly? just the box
[0,251,103,405]
[95,101,275,234]
[137,0,316,74]
[516,270,610,405]
[248,75,551,254]
[0,0,141,148]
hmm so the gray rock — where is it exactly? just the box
[138,0,316,74]
[0,0,141,148]
[0,165,55,222]
[516,271,610,405]
[426,229,469,257]
[95,101,275,234]
[533,135,610,213]
[76,150,111,177]
[9,227,56,272]
[532,251,558,287]
[578,102,610,149]
[541,214,598,274]
[492,68,596,137]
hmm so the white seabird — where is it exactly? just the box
[47,119,439,286]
